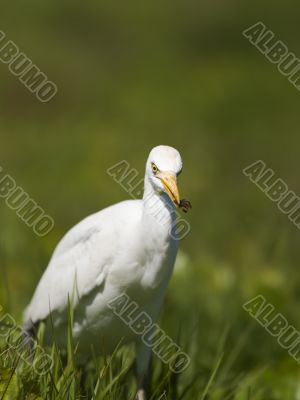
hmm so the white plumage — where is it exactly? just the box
[24,145,190,400]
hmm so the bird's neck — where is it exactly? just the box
[142,177,177,238]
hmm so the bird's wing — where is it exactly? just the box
[24,200,142,327]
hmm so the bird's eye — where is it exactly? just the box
[151,163,159,174]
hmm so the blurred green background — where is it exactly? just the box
[1,0,300,398]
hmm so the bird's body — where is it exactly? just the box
[24,145,191,399]
[24,198,178,355]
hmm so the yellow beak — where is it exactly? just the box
[157,171,180,207]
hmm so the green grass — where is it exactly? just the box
[1,253,300,400]
[1,0,300,397]
[0,326,242,400]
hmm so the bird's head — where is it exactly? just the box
[145,145,191,212]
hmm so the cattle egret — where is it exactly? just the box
[24,145,191,400]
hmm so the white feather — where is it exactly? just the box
[24,145,183,383]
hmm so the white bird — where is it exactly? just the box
[24,145,191,400]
